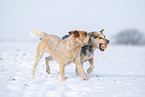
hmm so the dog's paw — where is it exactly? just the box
[83,78,89,81]
[87,67,93,73]
[46,69,50,74]
[32,72,35,76]
[61,77,67,81]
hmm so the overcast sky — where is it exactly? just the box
[0,0,145,41]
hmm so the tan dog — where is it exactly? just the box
[75,29,110,74]
[30,30,90,81]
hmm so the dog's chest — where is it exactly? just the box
[81,51,94,61]
[81,45,94,61]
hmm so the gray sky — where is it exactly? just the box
[0,0,145,41]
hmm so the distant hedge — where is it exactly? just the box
[114,29,145,45]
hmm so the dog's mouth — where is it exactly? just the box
[99,43,105,51]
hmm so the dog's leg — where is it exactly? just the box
[45,56,53,74]
[32,42,46,76]
[32,52,43,76]
[74,57,88,80]
[75,66,79,75]
[75,61,84,75]
[60,65,66,81]
[87,58,94,73]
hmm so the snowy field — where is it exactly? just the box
[0,41,145,97]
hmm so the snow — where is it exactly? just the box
[0,42,145,97]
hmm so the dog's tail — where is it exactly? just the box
[29,30,47,37]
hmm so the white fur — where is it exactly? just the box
[29,30,45,37]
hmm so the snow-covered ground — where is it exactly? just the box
[0,42,145,97]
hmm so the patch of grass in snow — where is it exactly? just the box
[0,57,3,60]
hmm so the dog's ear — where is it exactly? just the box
[73,31,79,37]
[69,30,79,37]
[68,31,73,35]
[100,29,105,38]
[100,29,104,34]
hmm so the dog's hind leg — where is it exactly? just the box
[87,58,94,73]
[32,52,43,76]
[45,56,53,74]
[32,42,46,76]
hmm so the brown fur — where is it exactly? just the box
[45,29,110,79]
[75,29,110,74]
[30,30,90,81]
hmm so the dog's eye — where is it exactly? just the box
[99,37,103,39]
[94,36,97,38]
[84,32,87,36]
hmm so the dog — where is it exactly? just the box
[30,30,90,81]
[62,29,110,74]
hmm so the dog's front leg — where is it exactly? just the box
[75,61,84,75]
[87,58,94,73]
[60,65,66,81]
[74,57,88,80]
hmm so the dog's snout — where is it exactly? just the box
[106,40,110,44]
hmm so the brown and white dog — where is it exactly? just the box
[62,29,110,74]
[77,29,110,74]
[30,30,90,81]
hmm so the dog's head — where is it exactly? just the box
[69,30,90,45]
[88,29,110,51]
